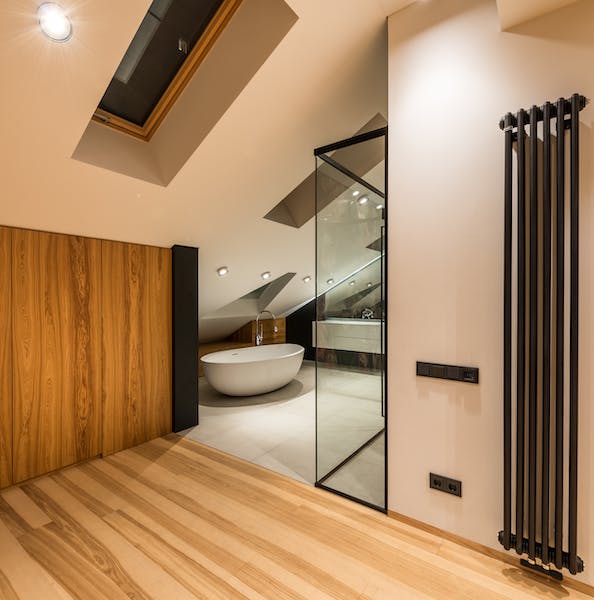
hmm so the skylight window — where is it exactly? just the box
[113,0,174,86]
[94,0,242,141]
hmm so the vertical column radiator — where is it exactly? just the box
[498,94,587,578]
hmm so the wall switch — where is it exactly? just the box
[429,473,462,497]
[417,361,479,384]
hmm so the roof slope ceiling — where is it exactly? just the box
[1,0,569,342]
[495,0,580,29]
[0,0,415,342]
[74,0,299,186]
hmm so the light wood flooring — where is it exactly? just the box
[0,434,591,599]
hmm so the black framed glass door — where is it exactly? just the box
[314,128,387,511]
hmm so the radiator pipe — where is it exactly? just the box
[568,93,580,575]
[527,106,539,560]
[541,102,552,561]
[554,97,566,571]
[516,109,527,555]
[503,112,513,551]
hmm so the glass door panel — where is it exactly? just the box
[315,130,387,510]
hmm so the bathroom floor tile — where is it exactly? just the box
[321,434,385,507]
[186,360,385,497]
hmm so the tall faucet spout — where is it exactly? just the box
[255,310,278,346]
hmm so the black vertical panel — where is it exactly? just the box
[515,109,527,555]
[172,245,199,432]
[527,106,538,561]
[503,112,513,551]
[286,299,316,360]
[541,102,552,562]
[568,94,580,575]
[554,98,566,570]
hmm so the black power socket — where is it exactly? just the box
[429,473,462,497]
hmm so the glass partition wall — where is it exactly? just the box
[315,128,387,511]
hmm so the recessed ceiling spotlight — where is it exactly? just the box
[216,266,229,277]
[302,275,311,283]
[358,195,369,205]
[349,280,356,286]
[261,271,271,280]
[38,3,73,42]
[367,282,372,288]
[326,278,334,285]
[352,190,360,197]
[376,204,384,210]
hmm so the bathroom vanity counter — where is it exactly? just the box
[313,319,382,354]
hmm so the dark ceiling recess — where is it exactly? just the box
[366,237,383,252]
[264,113,387,228]
[94,0,242,141]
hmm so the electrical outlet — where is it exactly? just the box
[430,473,462,497]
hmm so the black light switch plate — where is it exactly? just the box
[416,361,479,384]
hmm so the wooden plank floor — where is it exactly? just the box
[0,434,590,600]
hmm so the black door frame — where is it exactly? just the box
[313,126,389,513]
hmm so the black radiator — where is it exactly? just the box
[498,94,586,576]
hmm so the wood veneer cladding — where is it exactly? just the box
[102,242,172,455]
[11,229,102,483]
[0,228,12,488]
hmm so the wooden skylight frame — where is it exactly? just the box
[92,0,243,142]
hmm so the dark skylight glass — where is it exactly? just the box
[99,0,225,126]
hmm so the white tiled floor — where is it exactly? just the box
[317,365,384,478]
[183,360,385,504]
[322,432,385,507]
[184,362,316,483]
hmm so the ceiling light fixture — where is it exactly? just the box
[38,3,73,42]
[376,204,384,210]
[349,280,356,286]
[261,271,271,280]
[326,278,334,285]
[358,195,369,205]
[352,190,360,197]
[367,282,372,288]
[216,266,229,277]
[302,276,311,283]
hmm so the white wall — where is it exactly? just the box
[388,0,594,585]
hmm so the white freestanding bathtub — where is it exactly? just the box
[201,343,305,396]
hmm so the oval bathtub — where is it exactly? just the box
[201,343,305,396]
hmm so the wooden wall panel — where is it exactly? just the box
[0,228,12,488]
[102,242,172,455]
[12,230,102,483]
